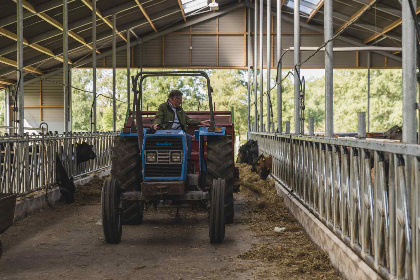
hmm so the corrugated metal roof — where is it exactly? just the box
[0,0,412,84]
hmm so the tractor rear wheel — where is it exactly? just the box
[111,136,143,224]
[102,179,122,244]
[206,136,234,224]
[209,178,225,244]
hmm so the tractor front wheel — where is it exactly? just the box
[111,136,143,224]
[209,178,226,244]
[102,179,122,244]
[206,136,234,224]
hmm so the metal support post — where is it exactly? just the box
[69,67,72,131]
[276,0,282,133]
[266,0,271,132]
[127,29,131,112]
[285,121,290,134]
[402,1,417,279]
[357,112,366,138]
[294,0,300,135]
[325,0,333,137]
[259,0,264,132]
[112,14,117,132]
[63,0,69,133]
[402,0,417,144]
[308,118,314,136]
[4,87,10,127]
[92,0,97,132]
[17,0,24,135]
[254,0,258,132]
[367,51,371,133]
[247,7,251,135]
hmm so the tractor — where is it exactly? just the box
[101,71,236,244]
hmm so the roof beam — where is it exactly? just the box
[306,0,324,23]
[0,4,178,62]
[254,4,402,63]
[0,78,16,85]
[0,5,184,78]
[1,1,138,53]
[0,56,43,75]
[177,0,187,22]
[0,0,73,28]
[15,0,100,54]
[374,4,401,17]
[364,6,420,44]
[0,27,70,63]
[135,0,158,32]
[80,0,127,42]
[17,3,245,86]
[335,0,377,34]
[53,7,181,56]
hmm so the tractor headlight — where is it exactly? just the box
[146,152,157,163]
[171,151,182,162]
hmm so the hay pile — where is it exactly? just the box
[237,163,341,279]
[73,176,109,205]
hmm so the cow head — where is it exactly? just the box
[76,142,96,165]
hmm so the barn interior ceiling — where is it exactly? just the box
[0,0,413,86]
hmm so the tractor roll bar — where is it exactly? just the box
[131,71,216,132]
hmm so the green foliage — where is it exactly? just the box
[71,68,403,136]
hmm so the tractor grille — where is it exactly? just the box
[144,164,183,177]
[144,137,183,177]
[145,137,183,150]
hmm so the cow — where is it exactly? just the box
[238,140,258,165]
[56,141,96,203]
[56,154,75,204]
[75,142,96,165]
[257,155,272,180]
[383,125,402,141]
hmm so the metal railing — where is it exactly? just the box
[251,132,420,280]
[0,132,117,196]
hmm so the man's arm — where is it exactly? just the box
[186,115,210,126]
[153,104,165,125]
[186,114,201,126]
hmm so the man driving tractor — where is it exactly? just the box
[152,90,210,161]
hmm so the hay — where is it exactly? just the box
[237,163,341,279]
[73,175,110,205]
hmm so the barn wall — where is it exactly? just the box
[82,7,401,70]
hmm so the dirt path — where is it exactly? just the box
[0,168,341,280]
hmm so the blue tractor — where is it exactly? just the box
[102,71,235,244]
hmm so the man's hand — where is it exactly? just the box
[199,120,211,126]
[153,124,160,130]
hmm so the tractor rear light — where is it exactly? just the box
[146,152,157,163]
[171,152,182,162]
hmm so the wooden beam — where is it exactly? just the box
[80,0,127,42]
[364,6,420,44]
[335,0,377,34]
[0,56,43,75]
[0,78,15,85]
[17,0,100,54]
[177,0,186,22]
[0,27,70,64]
[306,0,324,23]
[135,0,158,33]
